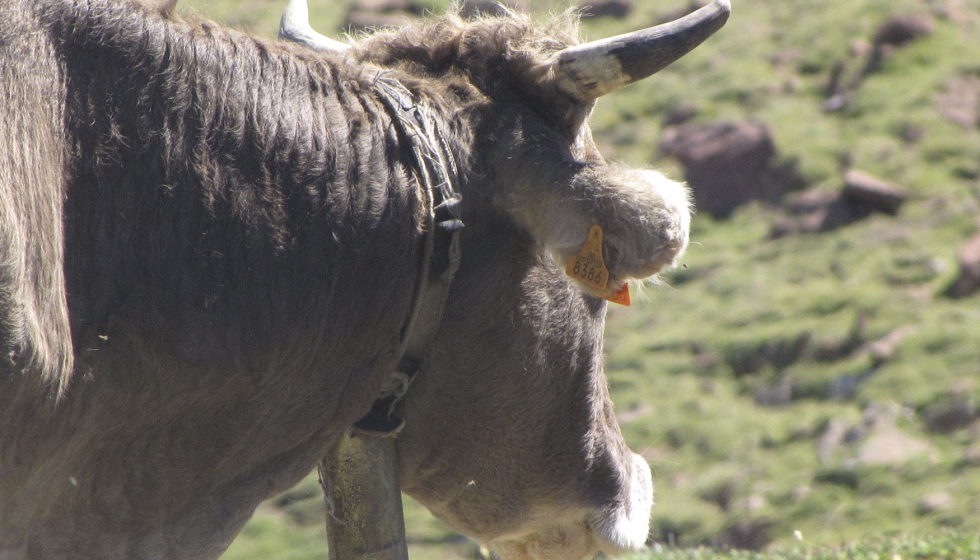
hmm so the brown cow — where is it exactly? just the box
[0,0,728,558]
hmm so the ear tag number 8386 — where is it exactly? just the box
[565,225,630,306]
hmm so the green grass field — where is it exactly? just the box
[174,0,980,557]
[630,530,980,559]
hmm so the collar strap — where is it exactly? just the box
[353,77,464,437]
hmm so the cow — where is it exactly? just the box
[0,0,729,558]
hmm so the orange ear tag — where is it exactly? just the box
[565,225,631,306]
[605,283,631,306]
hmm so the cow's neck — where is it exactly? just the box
[350,76,465,436]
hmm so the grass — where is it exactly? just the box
[170,0,980,557]
[629,529,980,559]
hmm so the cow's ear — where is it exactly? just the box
[498,160,691,297]
[527,165,690,295]
[486,112,690,296]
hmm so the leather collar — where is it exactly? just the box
[353,76,464,437]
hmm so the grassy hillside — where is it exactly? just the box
[629,529,980,559]
[173,0,980,557]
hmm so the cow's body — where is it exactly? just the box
[2,1,427,555]
[0,0,726,558]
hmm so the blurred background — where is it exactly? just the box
[176,0,980,557]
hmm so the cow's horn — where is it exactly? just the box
[279,0,349,53]
[554,0,730,101]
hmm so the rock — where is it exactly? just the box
[897,121,926,143]
[952,377,976,394]
[771,188,843,236]
[769,215,814,238]
[771,193,871,236]
[771,171,907,237]
[873,14,935,48]
[917,492,952,515]
[579,0,632,19]
[745,494,767,513]
[860,14,934,78]
[791,485,810,502]
[755,377,793,407]
[692,352,722,372]
[842,170,907,215]
[970,419,980,440]
[962,443,980,467]
[662,103,699,126]
[945,234,980,298]
[712,519,775,551]
[849,38,874,59]
[819,406,940,469]
[660,120,807,219]
[861,401,905,431]
[931,0,971,23]
[817,419,854,465]
[822,92,852,113]
[920,395,976,434]
[857,428,938,466]
[814,467,859,489]
[697,479,735,511]
[936,75,980,129]
[856,324,915,365]
[828,373,865,401]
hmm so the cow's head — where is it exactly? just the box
[281,2,729,558]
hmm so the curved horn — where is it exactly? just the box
[279,0,349,54]
[555,0,730,101]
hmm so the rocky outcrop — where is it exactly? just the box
[771,170,908,237]
[873,15,936,48]
[842,170,907,215]
[818,403,939,468]
[857,428,938,466]
[660,120,808,219]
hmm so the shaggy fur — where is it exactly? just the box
[0,1,692,558]
[353,11,690,294]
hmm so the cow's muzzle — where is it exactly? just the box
[486,452,654,560]
[589,452,654,553]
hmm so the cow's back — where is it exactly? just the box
[0,0,73,553]
[0,0,73,397]
[0,1,428,557]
